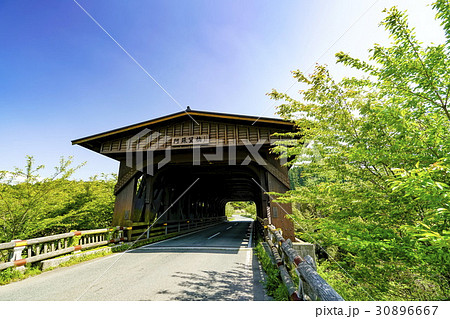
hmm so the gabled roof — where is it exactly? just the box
[71,109,294,146]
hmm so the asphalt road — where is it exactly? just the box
[0,218,270,301]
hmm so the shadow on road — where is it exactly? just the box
[153,255,270,301]
[155,262,253,301]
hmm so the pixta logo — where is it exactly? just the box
[126,129,171,176]
[125,128,292,174]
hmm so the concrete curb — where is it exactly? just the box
[40,247,112,270]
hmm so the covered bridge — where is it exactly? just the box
[72,109,296,239]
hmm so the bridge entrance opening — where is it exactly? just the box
[72,110,297,240]
[225,201,256,221]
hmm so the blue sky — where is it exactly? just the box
[0,0,444,179]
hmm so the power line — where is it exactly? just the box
[73,0,199,125]
[252,0,380,125]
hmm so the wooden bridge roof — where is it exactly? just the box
[72,109,295,156]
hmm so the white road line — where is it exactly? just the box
[244,249,252,295]
[248,221,254,248]
[140,227,208,248]
[207,232,221,240]
[139,246,252,251]
[246,249,251,265]
[226,226,233,230]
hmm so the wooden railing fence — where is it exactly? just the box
[0,227,127,271]
[0,216,226,272]
[257,217,344,301]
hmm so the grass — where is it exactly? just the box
[0,266,42,286]
[50,249,112,269]
[254,242,289,301]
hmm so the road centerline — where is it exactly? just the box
[207,232,221,240]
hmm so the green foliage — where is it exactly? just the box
[0,156,117,242]
[271,3,450,301]
[0,266,42,286]
[55,249,111,268]
[225,201,256,219]
[254,243,289,300]
[289,166,305,188]
[225,202,235,218]
[273,283,289,301]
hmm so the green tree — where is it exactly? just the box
[0,156,82,241]
[225,201,257,219]
[270,2,449,300]
[0,156,116,243]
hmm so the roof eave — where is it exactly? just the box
[72,110,294,145]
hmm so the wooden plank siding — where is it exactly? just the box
[100,120,286,154]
